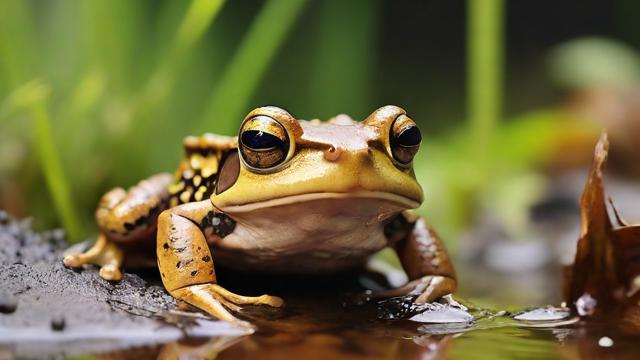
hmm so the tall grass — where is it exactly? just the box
[200,0,307,135]
[467,0,504,165]
[0,1,81,239]
[32,101,82,240]
[307,0,377,120]
[0,0,309,239]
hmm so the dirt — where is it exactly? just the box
[0,211,246,359]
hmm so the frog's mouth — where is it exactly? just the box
[215,191,420,214]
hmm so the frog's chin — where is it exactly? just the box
[214,191,420,214]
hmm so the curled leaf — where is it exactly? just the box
[565,132,640,315]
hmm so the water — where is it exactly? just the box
[83,272,640,359]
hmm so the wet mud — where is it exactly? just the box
[0,212,244,359]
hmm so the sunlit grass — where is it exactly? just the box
[0,80,51,121]
[136,0,226,121]
[32,101,82,240]
[467,0,504,167]
[200,0,307,135]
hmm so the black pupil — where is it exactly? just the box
[397,126,421,147]
[241,130,283,150]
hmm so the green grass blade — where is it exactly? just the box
[175,0,226,56]
[32,101,82,241]
[467,0,504,162]
[199,0,307,135]
[307,0,378,120]
[142,0,226,108]
[0,80,51,121]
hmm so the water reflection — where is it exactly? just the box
[93,270,640,360]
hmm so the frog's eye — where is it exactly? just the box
[239,115,291,171]
[389,114,421,165]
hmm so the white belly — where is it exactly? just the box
[211,197,404,274]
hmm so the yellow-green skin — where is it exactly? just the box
[63,105,456,327]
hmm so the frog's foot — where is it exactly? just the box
[63,234,124,281]
[171,283,284,328]
[370,275,456,304]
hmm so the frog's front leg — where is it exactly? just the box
[157,200,284,326]
[64,173,172,281]
[383,211,457,303]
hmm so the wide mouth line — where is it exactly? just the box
[216,191,421,213]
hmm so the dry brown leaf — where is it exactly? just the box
[565,132,640,316]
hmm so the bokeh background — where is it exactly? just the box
[2,0,640,307]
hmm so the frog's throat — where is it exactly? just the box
[214,191,420,213]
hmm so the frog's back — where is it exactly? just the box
[168,134,237,208]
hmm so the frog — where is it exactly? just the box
[63,105,457,326]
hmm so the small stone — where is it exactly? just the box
[0,210,9,225]
[576,293,597,316]
[409,304,473,323]
[0,291,17,314]
[514,307,570,321]
[598,336,614,348]
[51,315,66,331]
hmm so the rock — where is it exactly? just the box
[513,307,570,321]
[50,315,65,331]
[0,291,17,314]
[409,303,474,324]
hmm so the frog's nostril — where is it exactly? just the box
[324,146,342,161]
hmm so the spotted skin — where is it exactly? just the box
[157,201,217,291]
[96,173,173,242]
[169,134,237,207]
[157,200,283,326]
[64,134,239,282]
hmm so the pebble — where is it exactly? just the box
[598,336,614,347]
[0,291,17,314]
[513,307,570,321]
[0,210,9,225]
[51,315,66,331]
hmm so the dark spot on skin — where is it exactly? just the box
[191,270,198,276]
[200,211,236,238]
[161,273,165,277]
[384,213,416,245]
[202,255,211,262]
[209,270,214,275]
[197,246,201,251]
[176,261,181,268]
[163,243,169,249]
[174,246,187,253]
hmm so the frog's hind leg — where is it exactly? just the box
[157,200,283,327]
[63,233,124,280]
[64,173,173,281]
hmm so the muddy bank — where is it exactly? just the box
[0,211,246,359]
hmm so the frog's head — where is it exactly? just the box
[211,106,424,219]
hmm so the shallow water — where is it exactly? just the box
[88,271,640,360]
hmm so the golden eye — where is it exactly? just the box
[239,115,291,170]
[389,115,421,165]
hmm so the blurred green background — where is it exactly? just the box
[1,0,640,255]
